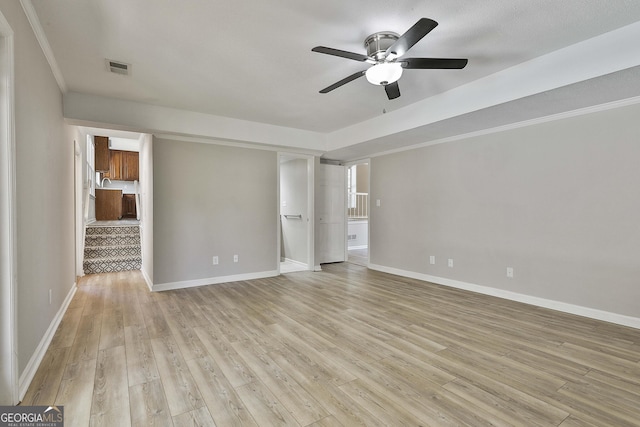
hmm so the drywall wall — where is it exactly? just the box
[153,137,277,286]
[1,0,75,376]
[280,158,308,264]
[355,163,369,193]
[370,102,640,319]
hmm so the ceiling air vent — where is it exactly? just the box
[106,59,131,76]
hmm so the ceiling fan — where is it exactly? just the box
[312,18,468,100]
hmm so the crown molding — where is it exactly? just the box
[20,0,67,93]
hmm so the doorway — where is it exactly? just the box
[73,128,152,281]
[278,153,314,273]
[345,160,370,267]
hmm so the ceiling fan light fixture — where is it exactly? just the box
[365,62,403,86]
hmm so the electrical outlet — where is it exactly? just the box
[429,256,435,265]
[212,256,219,265]
[448,258,454,268]
[234,254,239,263]
[376,199,381,207]
[507,267,514,278]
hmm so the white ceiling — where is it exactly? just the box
[29,0,640,160]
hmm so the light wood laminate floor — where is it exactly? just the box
[347,248,368,267]
[22,263,640,426]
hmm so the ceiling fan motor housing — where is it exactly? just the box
[364,31,400,60]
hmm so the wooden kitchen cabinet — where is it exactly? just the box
[123,151,139,181]
[122,194,137,218]
[95,189,122,220]
[94,136,110,172]
[105,150,138,181]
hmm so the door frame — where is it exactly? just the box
[0,10,18,404]
[277,153,315,273]
[74,135,84,278]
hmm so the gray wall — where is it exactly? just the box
[2,0,75,374]
[153,138,277,285]
[371,102,640,318]
[280,158,308,264]
[356,163,369,193]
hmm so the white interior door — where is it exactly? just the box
[318,164,346,264]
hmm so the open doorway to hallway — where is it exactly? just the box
[74,127,153,282]
[346,161,369,267]
[278,153,314,273]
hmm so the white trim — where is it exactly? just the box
[152,270,279,292]
[368,95,640,160]
[276,155,281,273]
[18,284,77,400]
[0,10,17,405]
[368,264,640,330]
[19,0,67,93]
[348,245,368,250]
[283,258,308,268]
[140,267,153,292]
[157,133,324,157]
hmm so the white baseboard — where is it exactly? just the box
[368,264,640,330]
[348,245,368,250]
[140,267,153,292]
[19,283,77,400]
[314,265,322,272]
[283,258,308,268]
[152,270,279,292]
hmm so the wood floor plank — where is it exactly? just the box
[162,308,208,361]
[172,406,217,427]
[231,338,330,426]
[558,415,601,427]
[150,335,205,416]
[558,378,640,426]
[338,379,430,426]
[121,287,146,328]
[186,356,259,427]
[21,346,70,405]
[193,324,256,388]
[306,415,343,427]
[124,325,160,386]
[266,323,356,386]
[90,345,131,427]
[140,301,171,339]
[129,379,173,427]
[49,307,83,349]
[234,380,301,427]
[99,308,124,350]
[55,358,97,427]
[268,349,386,427]
[68,313,102,363]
